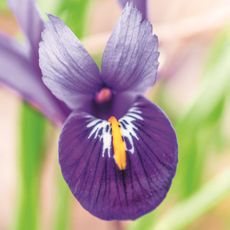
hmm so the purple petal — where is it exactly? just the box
[119,0,147,19]
[39,15,103,110]
[102,3,159,93]
[8,0,43,62]
[0,33,66,123]
[59,96,177,220]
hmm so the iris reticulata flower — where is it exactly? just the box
[39,3,178,220]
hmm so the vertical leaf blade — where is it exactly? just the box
[16,103,46,230]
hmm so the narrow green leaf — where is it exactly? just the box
[54,175,72,230]
[128,213,156,230]
[57,0,90,37]
[0,0,7,10]
[15,103,47,230]
[154,169,230,230]
[176,30,230,197]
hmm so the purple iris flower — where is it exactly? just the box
[39,3,178,220]
[119,0,147,19]
[0,0,70,124]
[0,0,144,125]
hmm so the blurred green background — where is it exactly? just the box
[0,0,230,229]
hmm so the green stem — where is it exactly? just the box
[15,103,46,230]
[54,175,71,230]
[128,213,155,230]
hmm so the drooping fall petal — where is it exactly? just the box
[59,96,177,220]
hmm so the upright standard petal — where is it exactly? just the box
[39,15,103,110]
[59,96,177,220]
[0,33,65,123]
[102,3,159,93]
[8,0,43,61]
[119,0,147,19]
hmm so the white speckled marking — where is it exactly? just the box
[86,105,143,157]
[119,106,143,154]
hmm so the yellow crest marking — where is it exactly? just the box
[108,116,126,170]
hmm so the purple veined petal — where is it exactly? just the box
[101,3,159,94]
[0,33,66,124]
[119,0,147,19]
[8,0,44,62]
[39,15,103,110]
[59,95,177,220]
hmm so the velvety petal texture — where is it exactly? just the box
[8,0,43,61]
[59,96,177,220]
[102,3,159,93]
[39,15,103,110]
[119,0,147,19]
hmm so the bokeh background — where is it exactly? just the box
[0,0,230,229]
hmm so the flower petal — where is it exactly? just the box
[39,15,103,110]
[101,3,159,93]
[8,0,43,61]
[0,33,66,123]
[119,0,147,19]
[59,96,177,220]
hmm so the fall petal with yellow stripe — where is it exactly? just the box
[59,96,177,220]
